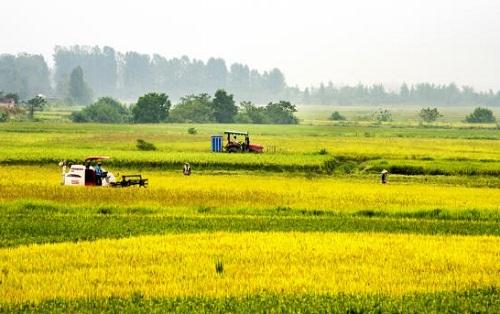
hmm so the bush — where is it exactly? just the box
[330,111,346,121]
[373,109,393,122]
[0,110,8,122]
[187,127,197,135]
[71,97,129,123]
[419,107,442,122]
[465,107,496,123]
[136,139,157,151]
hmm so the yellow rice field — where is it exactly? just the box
[1,232,498,304]
[1,166,500,214]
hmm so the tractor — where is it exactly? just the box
[59,156,148,187]
[224,130,263,153]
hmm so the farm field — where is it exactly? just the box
[0,119,499,313]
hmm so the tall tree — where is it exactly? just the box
[68,66,93,105]
[211,89,237,123]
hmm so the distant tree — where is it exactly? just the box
[211,89,237,123]
[206,58,228,92]
[54,46,118,98]
[330,111,346,121]
[169,94,214,123]
[71,97,129,123]
[264,101,298,124]
[237,101,268,124]
[25,95,47,119]
[399,83,410,101]
[465,107,496,123]
[419,107,443,122]
[373,109,392,122]
[132,92,171,123]
[0,54,51,99]
[68,66,93,105]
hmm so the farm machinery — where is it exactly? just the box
[59,156,148,187]
[213,130,263,153]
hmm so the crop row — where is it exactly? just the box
[2,201,500,248]
[1,288,498,313]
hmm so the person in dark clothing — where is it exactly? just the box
[95,162,103,186]
[381,169,389,184]
[183,163,192,176]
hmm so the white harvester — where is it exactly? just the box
[59,156,147,187]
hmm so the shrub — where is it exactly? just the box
[330,111,346,121]
[419,107,443,122]
[71,97,129,123]
[0,110,8,122]
[136,139,157,151]
[187,127,198,135]
[465,107,496,123]
[373,109,393,122]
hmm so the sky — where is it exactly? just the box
[1,0,500,91]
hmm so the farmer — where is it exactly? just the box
[183,162,191,176]
[381,169,389,184]
[95,162,103,185]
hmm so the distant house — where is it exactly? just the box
[0,98,16,110]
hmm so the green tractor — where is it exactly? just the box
[224,130,263,153]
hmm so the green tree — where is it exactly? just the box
[169,94,214,123]
[132,92,171,123]
[419,107,443,122]
[71,97,129,123]
[25,95,47,119]
[465,107,496,123]
[264,101,298,124]
[330,111,346,121]
[237,101,268,124]
[211,89,237,123]
[68,66,93,105]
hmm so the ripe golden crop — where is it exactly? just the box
[1,166,499,215]
[0,232,498,304]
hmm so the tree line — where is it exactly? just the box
[71,90,299,125]
[1,45,500,106]
[304,82,500,106]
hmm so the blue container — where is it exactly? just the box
[211,135,223,152]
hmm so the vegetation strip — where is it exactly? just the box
[1,288,498,313]
[2,211,500,248]
[0,232,498,304]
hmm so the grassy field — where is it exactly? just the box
[0,113,499,312]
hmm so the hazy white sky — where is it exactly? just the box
[1,0,500,90]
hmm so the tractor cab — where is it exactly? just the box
[224,130,263,153]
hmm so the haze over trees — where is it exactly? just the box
[0,54,51,99]
[2,45,500,106]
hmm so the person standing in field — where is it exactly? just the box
[183,162,191,176]
[381,169,389,184]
